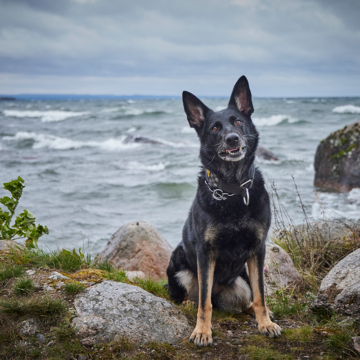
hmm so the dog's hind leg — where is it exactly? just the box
[167,245,190,303]
[247,245,282,338]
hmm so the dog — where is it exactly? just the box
[166,76,282,347]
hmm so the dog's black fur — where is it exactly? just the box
[167,76,282,347]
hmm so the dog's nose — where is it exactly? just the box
[225,133,240,146]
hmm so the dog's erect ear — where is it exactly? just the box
[228,75,254,116]
[183,91,210,129]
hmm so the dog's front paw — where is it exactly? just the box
[189,327,213,347]
[258,321,282,338]
[268,309,275,321]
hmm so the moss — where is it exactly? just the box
[283,326,313,342]
[13,278,35,295]
[346,143,356,153]
[341,137,348,145]
[241,345,294,360]
[330,150,346,160]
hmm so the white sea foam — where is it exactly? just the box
[127,127,137,133]
[124,161,166,171]
[348,188,360,204]
[332,105,360,114]
[155,138,198,148]
[181,126,195,134]
[101,107,120,113]
[252,115,298,127]
[3,110,88,122]
[3,132,140,151]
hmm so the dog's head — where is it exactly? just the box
[183,76,258,165]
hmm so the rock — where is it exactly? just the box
[71,280,192,345]
[48,271,69,280]
[20,318,38,336]
[36,334,45,343]
[124,135,164,145]
[264,245,302,295]
[125,270,146,281]
[255,146,279,161]
[290,219,360,246]
[314,121,360,192]
[352,337,360,356]
[334,282,360,317]
[55,281,65,289]
[99,221,173,280]
[43,285,55,292]
[319,248,360,297]
[26,270,36,276]
[0,240,25,252]
[311,248,360,318]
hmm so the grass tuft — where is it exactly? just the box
[266,290,307,319]
[133,277,169,299]
[0,264,25,281]
[325,331,356,357]
[104,268,128,282]
[241,345,294,360]
[64,282,86,295]
[96,260,114,272]
[283,326,313,342]
[0,296,66,317]
[13,278,35,295]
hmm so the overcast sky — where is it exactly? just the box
[0,0,359,97]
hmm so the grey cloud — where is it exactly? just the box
[0,0,359,95]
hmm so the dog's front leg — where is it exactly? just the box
[247,249,282,338]
[189,254,215,347]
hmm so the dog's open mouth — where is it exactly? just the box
[226,147,241,154]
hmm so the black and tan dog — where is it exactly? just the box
[167,76,282,347]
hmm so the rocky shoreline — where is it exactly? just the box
[1,218,360,359]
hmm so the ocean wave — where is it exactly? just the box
[181,126,195,134]
[332,105,360,114]
[122,109,171,117]
[3,132,140,151]
[123,161,166,171]
[252,115,298,127]
[3,110,88,122]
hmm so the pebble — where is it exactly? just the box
[20,319,38,336]
[48,271,69,280]
[26,270,36,276]
[36,334,45,343]
[55,281,65,289]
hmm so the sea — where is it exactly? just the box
[1,97,360,254]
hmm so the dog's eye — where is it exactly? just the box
[235,120,241,125]
[212,126,218,132]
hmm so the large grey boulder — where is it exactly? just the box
[99,221,172,280]
[314,121,360,192]
[290,219,360,246]
[71,280,192,345]
[312,248,360,318]
[0,240,25,252]
[319,248,360,297]
[264,245,302,295]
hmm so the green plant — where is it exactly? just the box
[0,264,25,281]
[49,248,90,272]
[96,260,114,272]
[64,282,86,295]
[325,331,356,357]
[0,296,66,317]
[134,277,169,299]
[13,278,35,295]
[0,177,49,249]
[241,345,294,360]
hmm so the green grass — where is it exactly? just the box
[96,260,114,272]
[241,345,294,360]
[325,331,356,357]
[0,264,25,281]
[133,277,169,299]
[64,282,86,295]
[0,296,66,317]
[104,268,128,282]
[266,290,307,319]
[13,278,35,295]
[283,326,313,342]
[4,247,91,273]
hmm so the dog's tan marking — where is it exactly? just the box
[175,270,198,302]
[204,227,217,243]
[189,259,215,347]
[247,257,282,338]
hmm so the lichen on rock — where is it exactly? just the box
[314,121,360,192]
